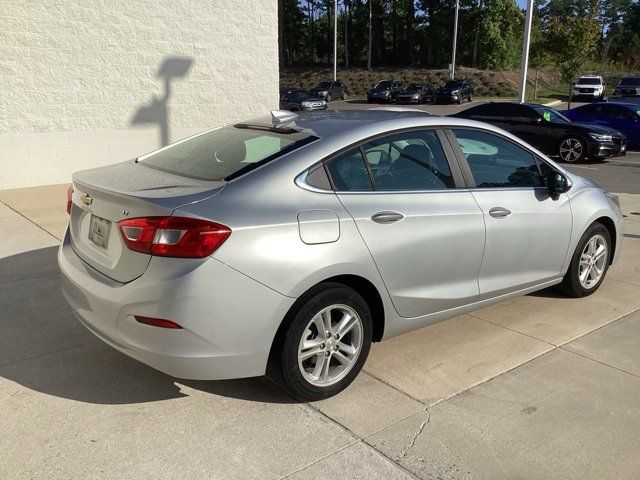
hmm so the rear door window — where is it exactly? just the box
[362,130,455,190]
[325,149,373,191]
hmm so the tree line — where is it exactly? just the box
[278,0,640,77]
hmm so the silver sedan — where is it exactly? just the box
[59,109,623,400]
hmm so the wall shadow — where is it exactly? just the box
[131,56,194,147]
[0,247,295,405]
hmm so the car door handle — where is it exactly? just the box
[489,207,512,218]
[371,211,404,224]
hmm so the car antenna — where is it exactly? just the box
[271,110,298,127]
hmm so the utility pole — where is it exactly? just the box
[518,0,534,103]
[333,0,338,81]
[450,0,459,79]
[367,0,372,70]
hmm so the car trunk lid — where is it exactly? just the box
[69,160,225,283]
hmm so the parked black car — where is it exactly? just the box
[609,76,640,102]
[453,102,626,163]
[308,81,347,102]
[395,83,435,104]
[435,79,473,104]
[366,79,405,103]
[279,89,327,111]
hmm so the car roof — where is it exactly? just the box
[581,102,639,109]
[241,109,498,140]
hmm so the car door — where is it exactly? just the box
[447,128,572,296]
[507,104,546,148]
[324,129,485,318]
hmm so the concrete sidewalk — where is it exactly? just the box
[1,185,639,479]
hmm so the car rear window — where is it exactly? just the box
[139,125,318,181]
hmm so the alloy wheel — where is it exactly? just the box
[559,138,584,162]
[297,304,363,387]
[578,234,608,289]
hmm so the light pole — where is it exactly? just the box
[517,0,534,103]
[367,0,372,70]
[333,0,338,81]
[450,0,459,79]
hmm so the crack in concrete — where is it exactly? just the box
[396,408,431,461]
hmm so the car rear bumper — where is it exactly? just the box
[58,229,295,380]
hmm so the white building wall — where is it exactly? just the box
[0,0,279,189]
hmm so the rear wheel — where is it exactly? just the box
[326,93,332,102]
[559,136,587,163]
[558,222,611,297]
[268,283,372,401]
[341,92,347,101]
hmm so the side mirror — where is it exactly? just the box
[547,171,571,195]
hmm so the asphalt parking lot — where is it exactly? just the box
[1,114,640,478]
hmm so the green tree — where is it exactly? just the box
[476,0,523,70]
[543,11,601,83]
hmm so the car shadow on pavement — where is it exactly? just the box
[0,247,295,405]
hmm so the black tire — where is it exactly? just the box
[468,92,473,102]
[558,136,587,163]
[558,222,611,298]
[326,94,332,102]
[341,92,347,101]
[267,283,372,401]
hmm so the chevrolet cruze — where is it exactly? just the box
[59,109,623,400]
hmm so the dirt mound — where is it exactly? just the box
[280,66,564,98]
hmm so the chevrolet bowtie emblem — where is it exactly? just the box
[80,193,93,206]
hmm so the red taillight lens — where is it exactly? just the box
[66,185,74,214]
[117,216,231,258]
[134,316,182,329]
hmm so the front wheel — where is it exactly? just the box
[268,283,372,401]
[341,92,347,101]
[326,94,332,102]
[559,136,587,163]
[558,222,611,298]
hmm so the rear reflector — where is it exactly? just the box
[66,185,74,215]
[117,216,231,258]
[134,316,183,329]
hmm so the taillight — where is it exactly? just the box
[66,185,74,214]
[134,316,182,329]
[117,216,231,258]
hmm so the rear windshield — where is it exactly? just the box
[140,125,318,181]
[619,77,640,86]
[578,77,601,85]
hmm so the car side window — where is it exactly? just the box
[578,105,598,115]
[451,129,544,188]
[324,148,373,191]
[362,130,455,190]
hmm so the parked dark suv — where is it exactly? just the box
[453,102,626,163]
[366,80,405,103]
[279,89,327,112]
[435,79,473,104]
[610,77,640,102]
[309,81,347,102]
[395,83,435,104]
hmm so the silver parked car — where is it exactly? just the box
[59,109,623,400]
